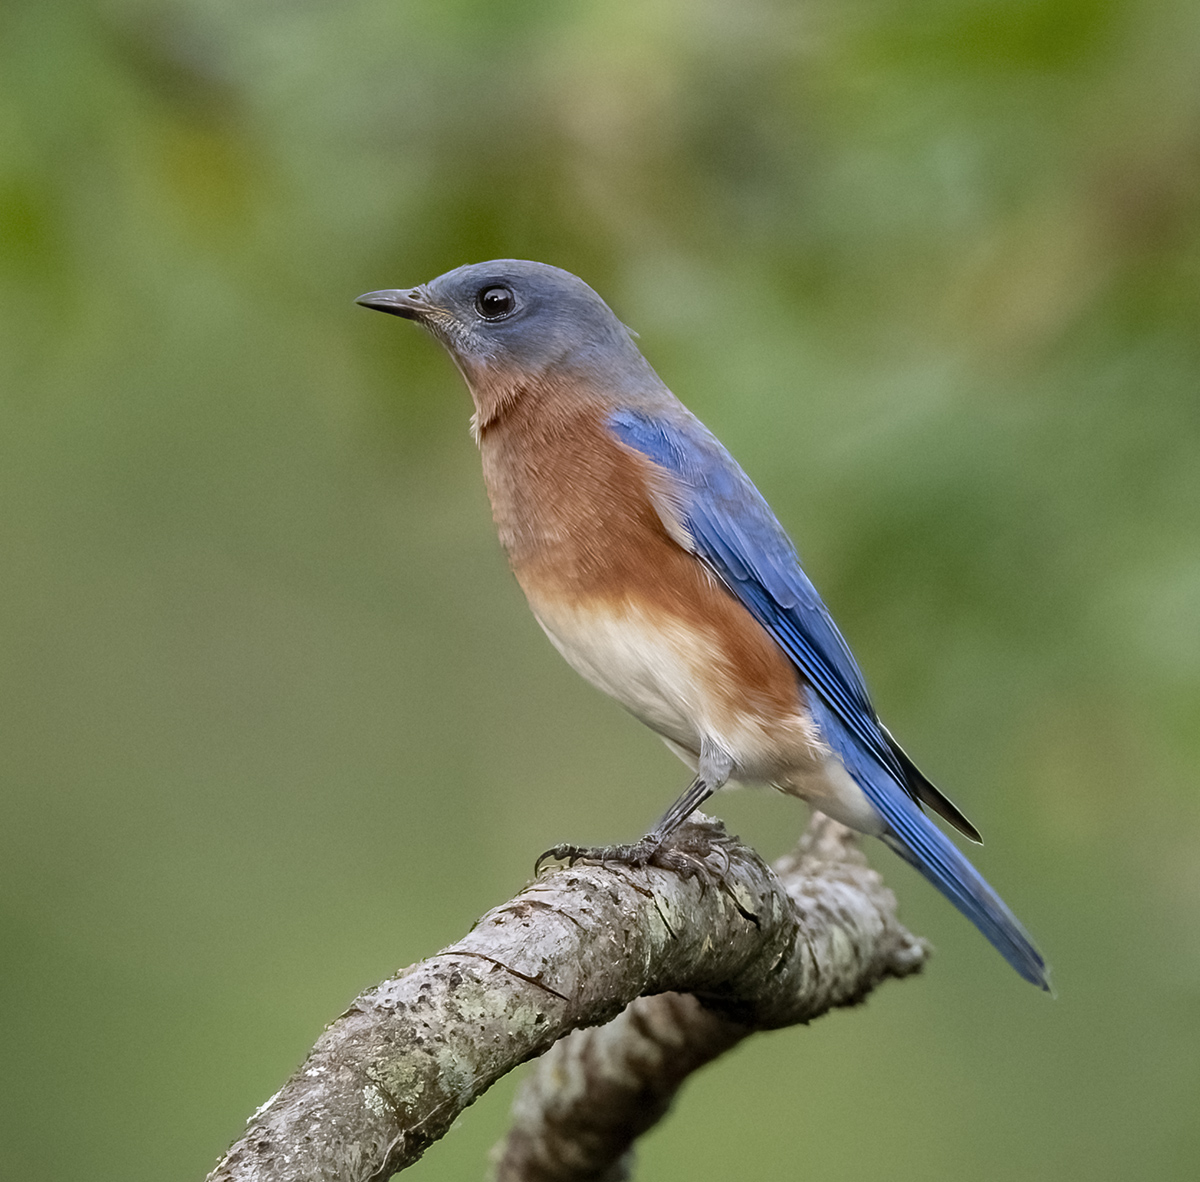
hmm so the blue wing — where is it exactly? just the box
[609,407,1049,989]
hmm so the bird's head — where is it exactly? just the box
[357,260,657,431]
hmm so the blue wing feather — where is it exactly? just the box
[609,407,1049,989]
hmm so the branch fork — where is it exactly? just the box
[207,814,928,1182]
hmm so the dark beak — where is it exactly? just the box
[355,288,436,321]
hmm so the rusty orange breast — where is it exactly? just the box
[475,382,807,750]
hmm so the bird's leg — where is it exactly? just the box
[536,742,733,873]
[647,773,717,844]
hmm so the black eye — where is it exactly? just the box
[476,285,515,320]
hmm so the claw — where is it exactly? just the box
[534,844,578,874]
[534,818,729,880]
[535,836,664,874]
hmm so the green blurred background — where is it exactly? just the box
[2,0,1198,1177]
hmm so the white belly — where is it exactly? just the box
[532,598,710,755]
[531,595,886,837]
[531,597,824,775]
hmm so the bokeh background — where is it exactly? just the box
[3,0,1199,1178]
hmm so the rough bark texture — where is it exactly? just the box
[207,814,928,1182]
[491,993,748,1182]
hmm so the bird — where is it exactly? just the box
[357,260,1049,990]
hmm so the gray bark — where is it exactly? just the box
[206,814,928,1182]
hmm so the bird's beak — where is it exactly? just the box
[355,287,436,321]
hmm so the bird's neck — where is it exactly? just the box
[465,370,527,444]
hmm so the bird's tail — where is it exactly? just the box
[808,695,1050,990]
[880,808,1051,991]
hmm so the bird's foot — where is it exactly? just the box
[535,836,661,874]
[534,823,722,878]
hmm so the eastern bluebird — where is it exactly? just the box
[358,261,1049,990]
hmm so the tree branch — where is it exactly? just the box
[206,814,928,1182]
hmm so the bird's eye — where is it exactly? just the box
[476,285,515,320]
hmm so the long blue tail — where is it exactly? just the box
[879,811,1050,990]
[812,697,1051,990]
